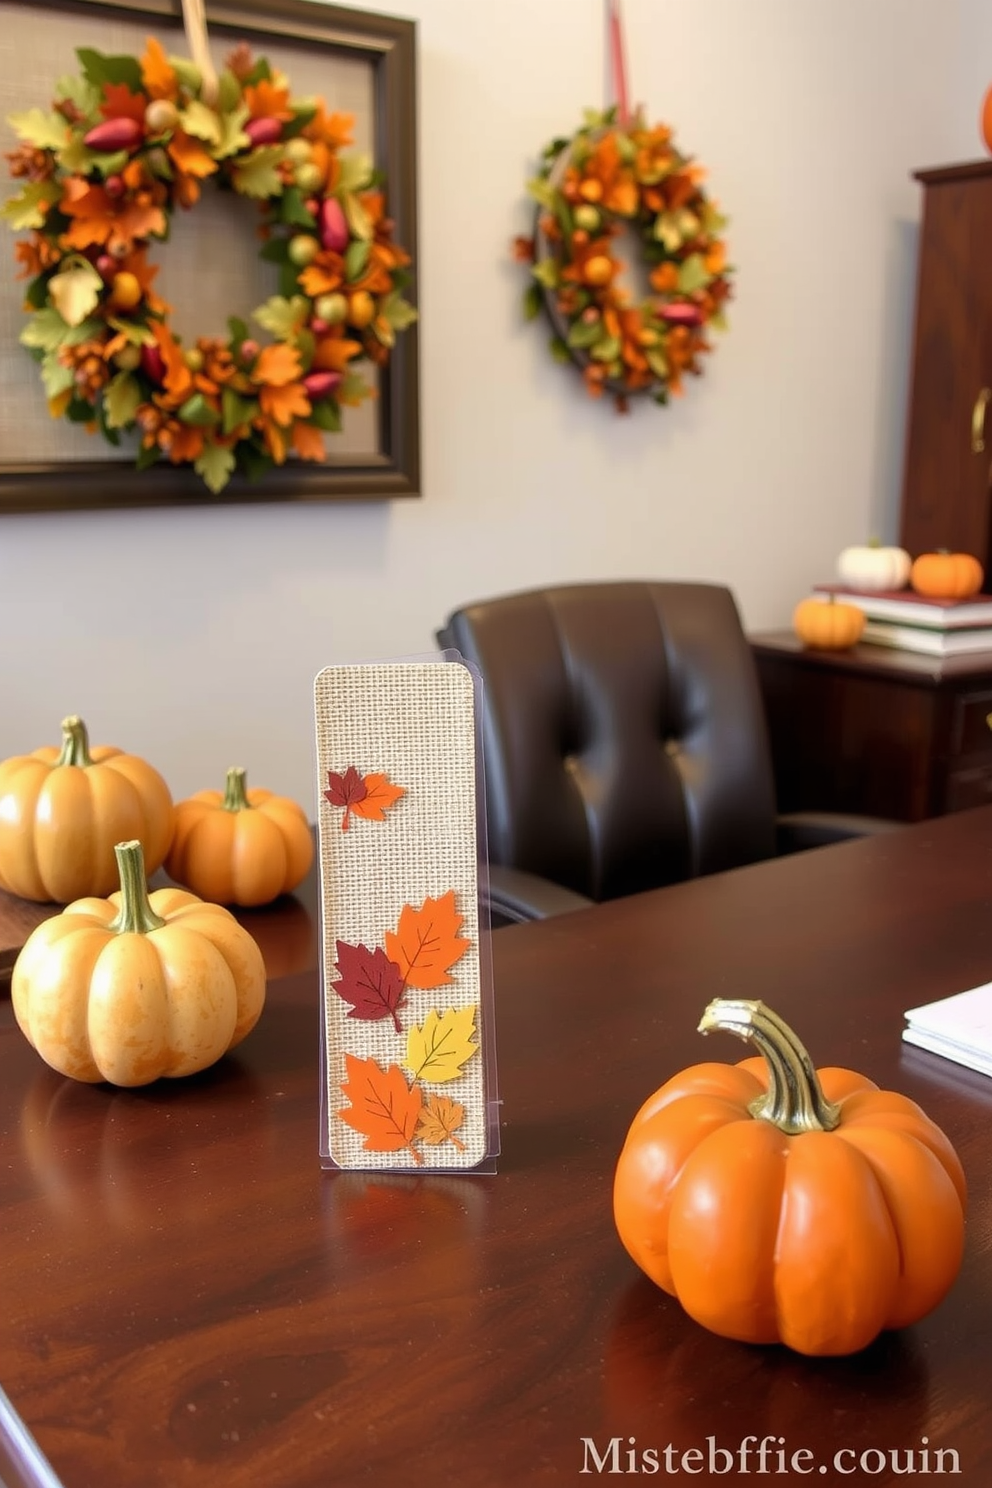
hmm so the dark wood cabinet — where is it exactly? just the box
[751,632,992,821]
[900,161,992,573]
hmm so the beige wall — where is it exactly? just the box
[0,0,975,806]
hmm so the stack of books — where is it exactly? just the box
[811,584,992,657]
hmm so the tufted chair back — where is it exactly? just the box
[436,581,779,903]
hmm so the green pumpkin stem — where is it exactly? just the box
[107,840,166,935]
[57,715,94,768]
[222,766,252,812]
[698,998,841,1134]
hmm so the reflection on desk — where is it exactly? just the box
[3,808,992,1486]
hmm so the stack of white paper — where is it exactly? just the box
[903,982,992,1077]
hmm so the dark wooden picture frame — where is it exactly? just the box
[0,0,419,512]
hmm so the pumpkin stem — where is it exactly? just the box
[107,840,166,935]
[698,998,841,1135]
[57,715,94,768]
[222,766,252,812]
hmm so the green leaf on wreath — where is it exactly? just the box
[549,336,571,364]
[295,328,316,369]
[646,347,670,380]
[590,335,622,363]
[40,352,75,400]
[709,308,728,333]
[221,388,257,435]
[178,393,221,427]
[238,441,275,481]
[342,192,373,241]
[527,178,558,212]
[7,107,70,151]
[566,318,601,350]
[382,292,419,331]
[24,275,51,311]
[253,294,309,340]
[677,254,711,295]
[20,308,72,353]
[76,48,142,91]
[54,72,101,116]
[240,57,272,87]
[339,371,369,404]
[195,443,237,494]
[232,147,284,199]
[227,317,250,347]
[135,442,160,472]
[169,57,203,94]
[48,259,103,328]
[214,103,251,160]
[1,180,59,231]
[280,186,316,228]
[179,99,223,147]
[103,371,142,430]
[337,153,374,195]
[702,202,728,235]
[258,237,292,264]
[523,284,543,322]
[106,316,156,346]
[532,258,559,291]
[65,396,95,423]
[215,69,243,115]
[309,401,341,433]
[344,239,371,282]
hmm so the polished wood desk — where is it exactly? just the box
[4,812,992,1486]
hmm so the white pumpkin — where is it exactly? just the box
[836,541,912,593]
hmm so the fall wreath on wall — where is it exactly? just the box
[515,105,732,412]
[1,36,417,493]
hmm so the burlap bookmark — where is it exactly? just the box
[314,660,493,1171]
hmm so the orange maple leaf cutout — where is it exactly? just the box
[384,890,470,990]
[416,1094,466,1152]
[291,422,328,463]
[260,381,311,428]
[337,1054,423,1163]
[351,773,405,823]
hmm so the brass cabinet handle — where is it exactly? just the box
[972,388,992,452]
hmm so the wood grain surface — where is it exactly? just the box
[3,810,992,1486]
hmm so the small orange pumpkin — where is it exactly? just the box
[613,999,967,1357]
[0,715,174,903]
[910,550,984,600]
[792,595,865,650]
[166,766,313,907]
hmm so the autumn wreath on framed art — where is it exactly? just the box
[0,0,419,511]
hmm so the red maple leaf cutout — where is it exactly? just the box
[337,1054,424,1162]
[333,941,407,1032]
[323,767,404,831]
[323,766,368,831]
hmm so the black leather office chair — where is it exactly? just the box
[437,581,902,924]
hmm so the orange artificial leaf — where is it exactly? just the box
[141,37,178,100]
[416,1094,466,1151]
[100,83,148,125]
[310,334,363,374]
[254,343,303,388]
[384,891,471,991]
[304,104,355,149]
[337,1053,423,1162]
[259,380,310,427]
[168,129,220,179]
[290,421,328,462]
[244,79,294,122]
[350,772,405,823]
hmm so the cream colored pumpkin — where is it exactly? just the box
[11,840,266,1087]
[836,541,912,593]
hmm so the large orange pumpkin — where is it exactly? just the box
[0,715,174,903]
[165,766,313,907]
[613,999,966,1357]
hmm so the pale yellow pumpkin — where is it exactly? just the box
[0,715,174,903]
[11,840,266,1087]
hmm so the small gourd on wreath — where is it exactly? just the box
[1,32,417,493]
[514,104,733,411]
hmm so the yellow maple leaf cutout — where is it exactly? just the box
[405,1006,478,1082]
[415,1094,466,1151]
